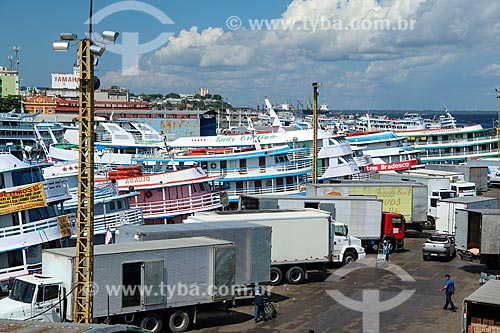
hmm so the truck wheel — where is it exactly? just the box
[423,255,429,261]
[286,266,305,284]
[168,310,190,333]
[425,217,435,230]
[270,267,283,285]
[140,313,163,333]
[343,252,356,265]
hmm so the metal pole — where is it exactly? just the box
[497,89,500,157]
[73,38,95,323]
[312,83,319,184]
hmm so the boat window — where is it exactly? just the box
[109,201,116,211]
[12,169,44,186]
[28,205,57,221]
[117,200,123,210]
[9,279,36,303]
[199,183,206,191]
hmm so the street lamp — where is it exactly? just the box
[312,82,322,184]
[52,5,118,323]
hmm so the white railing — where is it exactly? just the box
[410,134,498,147]
[91,208,143,234]
[205,160,311,179]
[43,178,71,202]
[227,183,302,198]
[420,148,499,159]
[132,192,222,218]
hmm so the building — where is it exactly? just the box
[0,66,20,97]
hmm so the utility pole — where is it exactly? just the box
[312,82,321,184]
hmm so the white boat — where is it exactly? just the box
[49,120,165,165]
[0,153,72,294]
[396,125,498,163]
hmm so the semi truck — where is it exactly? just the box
[185,209,366,285]
[435,197,497,234]
[462,280,500,333]
[115,222,271,286]
[455,209,500,269]
[240,194,406,252]
[0,237,238,333]
[306,181,427,231]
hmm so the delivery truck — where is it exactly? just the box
[115,222,271,286]
[467,157,500,186]
[435,197,497,234]
[306,181,427,231]
[426,164,489,193]
[185,209,366,285]
[0,237,237,333]
[455,209,500,269]
[462,280,500,333]
[240,194,405,252]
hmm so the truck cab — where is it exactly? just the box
[331,222,365,264]
[0,275,63,322]
[381,212,405,251]
[427,189,458,229]
[451,182,477,197]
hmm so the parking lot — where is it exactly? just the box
[190,188,500,333]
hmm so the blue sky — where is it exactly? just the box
[1,0,500,111]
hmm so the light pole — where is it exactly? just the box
[312,82,322,184]
[53,2,118,323]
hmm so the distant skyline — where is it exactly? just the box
[2,0,500,110]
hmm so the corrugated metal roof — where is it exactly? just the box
[440,197,497,204]
[118,221,270,234]
[464,280,500,306]
[242,194,382,202]
[459,208,500,216]
[308,181,426,188]
[44,237,233,258]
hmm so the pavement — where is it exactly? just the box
[188,187,500,333]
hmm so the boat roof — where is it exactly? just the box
[44,237,233,257]
[0,153,33,172]
[464,280,500,306]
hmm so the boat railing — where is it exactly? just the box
[0,213,76,245]
[227,183,302,198]
[419,147,499,158]
[43,178,71,202]
[78,208,143,233]
[205,160,311,177]
[132,192,222,217]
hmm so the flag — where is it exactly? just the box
[105,226,113,244]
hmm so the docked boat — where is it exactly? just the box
[96,165,226,224]
[48,120,165,165]
[353,111,457,133]
[395,125,499,163]
[0,153,72,294]
[0,111,64,161]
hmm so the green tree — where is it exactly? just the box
[212,94,222,101]
[165,92,180,99]
[0,95,22,112]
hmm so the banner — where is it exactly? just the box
[58,215,72,238]
[0,182,47,214]
[365,159,419,172]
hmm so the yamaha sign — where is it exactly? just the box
[51,73,78,89]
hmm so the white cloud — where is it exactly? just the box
[101,0,500,109]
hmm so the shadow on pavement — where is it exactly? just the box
[459,264,487,273]
[405,230,432,239]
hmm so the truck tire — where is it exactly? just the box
[286,266,305,284]
[343,252,356,265]
[140,313,163,333]
[425,216,435,230]
[168,310,190,333]
[270,267,283,285]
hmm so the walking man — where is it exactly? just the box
[439,274,457,311]
[254,286,267,323]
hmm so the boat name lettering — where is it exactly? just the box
[216,134,279,144]
[125,176,151,184]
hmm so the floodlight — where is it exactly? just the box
[53,41,70,51]
[90,45,105,56]
[60,33,77,41]
[102,31,119,42]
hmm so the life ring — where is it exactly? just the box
[145,191,153,198]
[210,162,217,169]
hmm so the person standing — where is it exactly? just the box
[254,286,267,323]
[382,239,390,260]
[439,274,457,311]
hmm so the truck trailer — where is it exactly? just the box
[436,197,498,234]
[0,237,237,333]
[185,209,366,285]
[426,164,489,192]
[306,181,427,231]
[462,280,500,333]
[455,209,500,269]
[115,221,271,286]
[240,194,406,252]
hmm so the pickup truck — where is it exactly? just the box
[422,234,456,261]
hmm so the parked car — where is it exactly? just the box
[479,270,500,284]
[422,234,456,261]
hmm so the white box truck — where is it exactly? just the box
[115,222,271,286]
[426,164,489,192]
[0,237,237,333]
[185,209,366,285]
[306,181,428,231]
[462,280,500,333]
[456,209,500,269]
[240,194,406,252]
[435,197,497,234]
[467,157,500,186]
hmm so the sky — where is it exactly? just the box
[1,0,500,111]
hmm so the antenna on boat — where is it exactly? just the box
[247,114,261,150]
